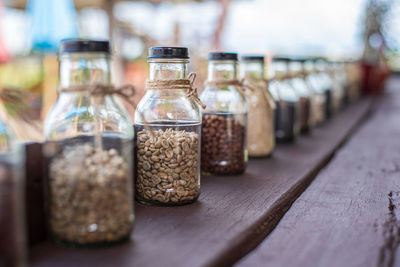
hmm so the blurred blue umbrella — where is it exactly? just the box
[27,0,78,53]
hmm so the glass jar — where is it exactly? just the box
[268,56,300,142]
[43,39,134,247]
[345,61,362,103]
[337,61,351,106]
[0,121,26,266]
[329,61,347,111]
[200,52,248,174]
[240,55,275,157]
[304,59,326,125]
[134,47,201,206]
[288,58,312,133]
[315,59,334,119]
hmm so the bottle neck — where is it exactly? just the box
[315,61,326,72]
[304,61,316,74]
[270,61,288,79]
[288,61,303,76]
[59,53,111,89]
[240,61,264,80]
[148,58,188,80]
[207,60,237,81]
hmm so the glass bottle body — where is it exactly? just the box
[315,60,333,119]
[345,62,362,103]
[304,60,326,125]
[269,60,300,142]
[44,51,134,247]
[134,57,201,206]
[329,62,346,112]
[0,123,26,266]
[240,60,275,157]
[337,62,350,106]
[200,59,248,174]
[288,61,312,133]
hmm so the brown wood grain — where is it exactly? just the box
[236,87,400,267]
[29,98,372,267]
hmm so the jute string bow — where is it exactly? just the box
[60,83,150,150]
[204,79,256,96]
[61,84,137,106]
[261,79,279,107]
[145,72,206,109]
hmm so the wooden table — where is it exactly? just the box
[30,77,399,267]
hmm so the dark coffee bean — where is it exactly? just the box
[299,97,311,134]
[201,112,246,175]
[275,100,297,142]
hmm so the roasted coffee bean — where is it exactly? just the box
[325,89,333,119]
[275,100,297,142]
[201,113,247,174]
[135,128,200,205]
[48,143,133,245]
[299,97,311,134]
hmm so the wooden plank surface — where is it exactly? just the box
[30,98,372,267]
[236,80,400,267]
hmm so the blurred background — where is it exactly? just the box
[0,0,398,140]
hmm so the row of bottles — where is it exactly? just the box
[269,56,360,142]
[1,39,361,255]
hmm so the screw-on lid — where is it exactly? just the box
[292,57,307,63]
[272,56,292,62]
[309,56,327,62]
[148,47,189,59]
[241,54,264,61]
[59,39,110,54]
[208,52,238,61]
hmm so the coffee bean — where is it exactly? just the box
[48,143,133,245]
[201,113,247,174]
[135,128,200,205]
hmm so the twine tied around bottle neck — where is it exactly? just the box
[60,83,155,149]
[60,83,139,107]
[261,79,279,108]
[204,78,256,95]
[145,72,206,110]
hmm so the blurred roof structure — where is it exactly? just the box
[4,0,206,9]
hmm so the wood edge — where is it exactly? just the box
[206,98,374,267]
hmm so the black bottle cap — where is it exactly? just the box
[148,47,189,59]
[208,52,238,61]
[59,39,110,54]
[309,56,327,62]
[272,56,292,62]
[241,55,265,61]
[293,56,307,63]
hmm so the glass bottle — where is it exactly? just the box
[345,60,362,103]
[315,59,334,119]
[200,52,248,174]
[134,47,201,206]
[288,58,312,133]
[329,61,347,111]
[268,56,300,142]
[43,39,134,247]
[304,59,326,125]
[0,121,26,266]
[338,61,351,106]
[240,55,275,157]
